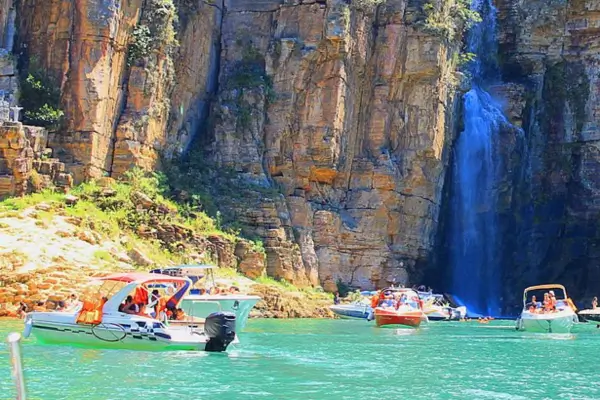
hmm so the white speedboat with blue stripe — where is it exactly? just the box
[23,273,237,352]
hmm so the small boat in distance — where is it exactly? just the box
[150,264,261,331]
[329,289,466,321]
[329,297,372,319]
[23,273,237,352]
[515,284,578,333]
[374,288,427,328]
[420,292,467,321]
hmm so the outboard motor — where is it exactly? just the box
[204,311,236,352]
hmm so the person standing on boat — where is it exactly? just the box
[592,297,598,309]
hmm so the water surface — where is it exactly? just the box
[1,319,599,399]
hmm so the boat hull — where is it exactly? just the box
[517,310,577,333]
[578,309,600,323]
[374,309,423,328]
[180,295,260,331]
[329,304,371,320]
[25,311,237,352]
[30,324,205,351]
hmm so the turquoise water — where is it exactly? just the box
[1,319,600,399]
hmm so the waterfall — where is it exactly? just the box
[449,0,511,317]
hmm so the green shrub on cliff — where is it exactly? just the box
[421,0,481,44]
[19,72,64,128]
[350,0,386,11]
[127,0,178,66]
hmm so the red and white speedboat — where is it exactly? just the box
[374,288,427,328]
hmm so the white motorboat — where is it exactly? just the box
[420,293,467,321]
[578,308,600,323]
[329,288,466,321]
[151,265,260,331]
[23,273,237,352]
[515,284,578,333]
[329,297,372,319]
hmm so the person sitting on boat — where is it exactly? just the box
[379,294,395,308]
[398,294,407,305]
[370,291,380,308]
[542,293,556,313]
[593,297,598,309]
[55,300,66,311]
[526,295,540,312]
[120,295,139,314]
[549,291,558,311]
[174,308,186,321]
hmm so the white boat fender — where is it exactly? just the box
[23,315,32,338]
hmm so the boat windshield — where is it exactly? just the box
[523,286,568,308]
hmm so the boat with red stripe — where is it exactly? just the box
[373,288,427,328]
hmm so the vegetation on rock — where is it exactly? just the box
[128,0,179,66]
[0,168,334,317]
[0,168,245,266]
[19,70,64,128]
[349,0,386,12]
[225,41,275,130]
[164,152,280,239]
[421,0,482,44]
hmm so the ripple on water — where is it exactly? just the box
[1,320,600,399]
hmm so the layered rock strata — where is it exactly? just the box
[199,0,463,289]
[0,122,72,197]
[12,0,463,290]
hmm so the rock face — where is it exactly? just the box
[199,0,461,290]
[6,0,600,309]
[435,0,600,311]
[9,0,464,290]
[0,122,72,197]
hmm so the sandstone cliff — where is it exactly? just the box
[201,0,461,291]
[3,0,599,310]
[6,0,467,292]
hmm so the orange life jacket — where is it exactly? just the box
[371,295,379,308]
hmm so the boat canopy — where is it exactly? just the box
[523,284,568,304]
[100,273,192,313]
[99,272,190,284]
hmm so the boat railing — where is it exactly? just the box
[7,332,27,399]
